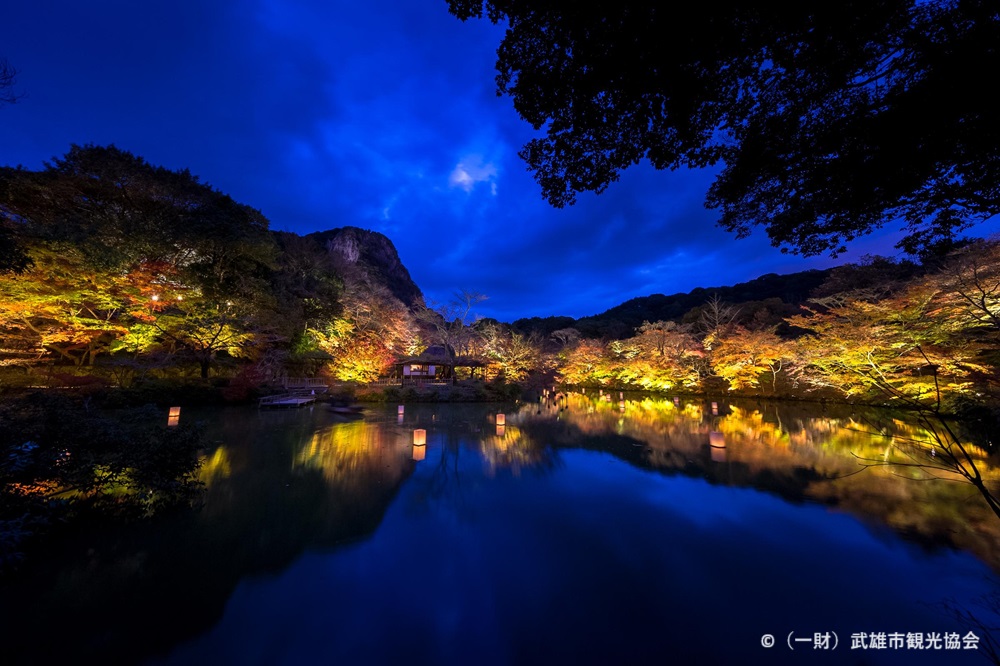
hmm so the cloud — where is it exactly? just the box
[448,155,498,193]
[4,0,979,325]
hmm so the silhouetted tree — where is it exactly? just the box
[449,1,1000,256]
[0,57,19,105]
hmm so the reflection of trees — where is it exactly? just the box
[1,409,415,665]
[479,421,552,477]
[516,393,1000,572]
[403,407,556,514]
[850,410,1000,522]
[296,420,412,492]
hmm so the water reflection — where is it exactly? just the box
[2,398,998,666]
[516,392,1000,571]
[296,420,413,489]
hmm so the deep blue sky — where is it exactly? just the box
[2,1,995,322]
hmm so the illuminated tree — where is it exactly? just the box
[327,332,396,383]
[415,289,487,358]
[558,339,615,386]
[932,239,1000,333]
[710,326,793,392]
[696,295,741,344]
[340,280,417,354]
[550,327,580,348]
[0,247,135,365]
[788,285,985,404]
[478,321,542,381]
[150,297,261,379]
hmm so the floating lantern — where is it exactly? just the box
[167,406,180,427]
[619,392,623,399]
[398,405,405,415]
[412,444,426,462]
[599,389,603,396]
[413,429,426,446]
[673,397,680,406]
[619,400,625,411]
[496,424,505,437]
[496,413,506,426]
[711,401,719,415]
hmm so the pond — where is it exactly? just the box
[2,394,999,665]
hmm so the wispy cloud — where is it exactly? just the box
[448,155,498,193]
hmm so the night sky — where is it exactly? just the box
[3,1,997,322]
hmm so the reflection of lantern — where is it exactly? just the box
[412,444,426,462]
[496,413,506,426]
[711,445,727,463]
[413,429,426,446]
[496,424,506,437]
[709,431,726,462]
[167,406,181,427]
[711,401,719,415]
[619,400,625,412]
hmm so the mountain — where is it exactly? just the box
[513,268,836,339]
[303,226,423,308]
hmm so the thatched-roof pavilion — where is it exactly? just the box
[393,345,486,384]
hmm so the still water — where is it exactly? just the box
[3,395,999,664]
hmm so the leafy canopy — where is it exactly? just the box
[448,0,1000,256]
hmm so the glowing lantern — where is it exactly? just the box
[167,406,180,427]
[673,397,680,406]
[619,400,625,412]
[496,413,506,426]
[496,424,506,437]
[619,392,623,399]
[711,401,719,415]
[413,429,426,446]
[398,405,405,414]
[412,444,426,462]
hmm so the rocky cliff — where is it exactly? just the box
[303,226,423,308]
